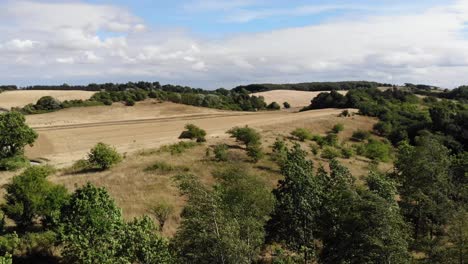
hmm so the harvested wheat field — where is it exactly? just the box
[252,89,347,107]
[0,90,95,109]
[25,100,350,167]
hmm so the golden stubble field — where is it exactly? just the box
[0,90,95,109]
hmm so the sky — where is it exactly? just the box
[1,0,468,89]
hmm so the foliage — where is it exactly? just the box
[0,155,29,171]
[87,142,122,170]
[2,166,68,229]
[0,111,37,160]
[246,143,264,163]
[267,102,281,110]
[179,124,207,142]
[351,129,371,142]
[361,138,392,162]
[290,128,312,141]
[321,147,341,159]
[267,144,321,263]
[271,138,288,164]
[35,96,62,111]
[283,102,291,109]
[227,126,261,148]
[213,144,229,162]
[145,161,189,174]
[331,123,344,134]
[150,202,174,230]
[173,166,274,263]
[159,141,198,155]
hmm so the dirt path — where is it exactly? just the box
[25,104,344,167]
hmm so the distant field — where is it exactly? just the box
[252,89,347,107]
[0,90,95,109]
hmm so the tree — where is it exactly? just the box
[60,183,123,263]
[173,166,273,263]
[267,102,281,110]
[150,202,174,230]
[267,144,322,263]
[395,137,454,247]
[0,111,37,159]
[35,96,62,111]
[283,102,291,109]
[2,166,68,229]
[87,142,122,170]
[179,124,207,143]
[227,126,261,148]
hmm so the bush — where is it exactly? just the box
[145,161,189,174]
[247,144,264,163]
[214,144,229,162]
[351,129,371,142]
[0,155,29,171]
[325,133,338,146]
[291,128,312,141]
[150,202,174,229]
[267,102,281,110]
[125,99,135,106]
[331,123,344,134]
[227,126,261,148]
[373,122,392,136]
[35,96,62,111]
[179,124,207,142]
[271,138,288,163]
[87,143,122,170]
[310,144,319,156]
[321,147,341,159]
[341,147,354,159]
[160,141,198,155]
[339,109,350,117]
[363,139,392,162]
[283,102,291,109]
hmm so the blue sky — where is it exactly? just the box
[0,0,467,88]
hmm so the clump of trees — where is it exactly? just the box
[179,124,207,142]
[0,111,38,170]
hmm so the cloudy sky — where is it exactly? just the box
[1,0,468,88]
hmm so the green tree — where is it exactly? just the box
[60,183,123,263]
[87,142,122,170]
[267,102,281,110]
[173,166,273,263]
[150,202,174,230]
[267,144,322,263]
[0,111,37,159]
[179,124,207,142]
[35,96,62,111]
[395,137,454,247]
[2,166,68,229]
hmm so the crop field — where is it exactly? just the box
[252,89,347,107]
[0,90,95,109]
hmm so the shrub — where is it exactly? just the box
[363,139,392,162]
[321,147,341,159]
[0,155,29,171]
[267,102,281,110]
[35,96,62,111]
[179,124,207,143]
[351,129,371,142]
[339,109,350,117]
[291,128,312,141]
[160,141,198,155]
[373,122,392,136]
[341,147,354,159]
[247,144,264,163]
[87,143,122,170]
[227,126,261,148]
[325,133,338,147]
[271,138,288,163]
[310,144,319,156]
[214,144,229,162]
[331,123,344,134]
[150,202,174,229]
[67,159,92,174]
[145,161,189,174]
[283,102,291,109]
[125,99,135,106]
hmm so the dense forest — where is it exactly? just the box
[0,82,466,263]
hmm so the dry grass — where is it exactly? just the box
[0,90,95,109]
[252,90,347,107]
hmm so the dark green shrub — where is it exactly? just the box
[373,122,392,136]
[339,109,350,117]
[291,128,312,141]
[214,144,229,162]
[351,129,371,142]
[267,102,281,110]
[247,144,264,163]
[283,102,291,109]
[179,124,207,142]
[87,143,122,170]
[325,133,338,146]
[363,139,392,162]
[310,144,319,156]
[35,96,62,111]
[125,99,135,106]
[341,147,354,159]
[227,126,261,148]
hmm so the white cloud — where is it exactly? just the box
[1,0,468,88]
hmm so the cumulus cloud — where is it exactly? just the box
[1,0,468,88]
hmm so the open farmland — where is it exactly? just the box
[0,90,95,109]
[24,100,350,167]
[252,89,347,107]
